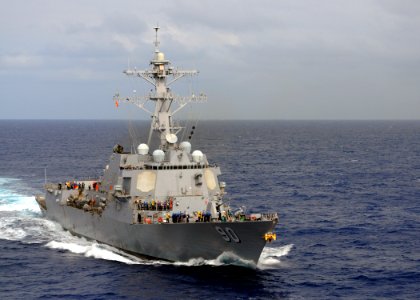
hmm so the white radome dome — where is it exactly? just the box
[179,141,192,154]
[137,143,149,155]
[166,133,178,144]
[192,150,204,163]
[152,149,165,163]
[156,52,165,61]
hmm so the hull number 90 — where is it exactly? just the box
[215,226,241,243]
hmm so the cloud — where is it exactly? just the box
[111,34,137,52]
[0,54,43,68]
[0,0,419,119]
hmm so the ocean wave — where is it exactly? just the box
[45,240,150,265]
[0,178,45,242]
[258,244,294,269]
[0,178,40,214]
[44,239,293,269]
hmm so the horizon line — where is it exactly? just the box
[0,118,420,122]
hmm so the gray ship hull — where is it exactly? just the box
[41,196,277,264]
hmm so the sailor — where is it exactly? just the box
[221,211,226,222]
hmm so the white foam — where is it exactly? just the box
[44,234,179,266]
[43,237,292,269]
[257,244,294,269]
[0,178,40,214]
[262,243,294,258]
[0,195,40,213]
[173,251,256,268]
[0,220,27,241]
[46,241,145,264]
[0,178,46,243]
[171,245,294,269]
[0,215,62,243]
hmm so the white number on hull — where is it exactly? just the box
[215,226,241,243]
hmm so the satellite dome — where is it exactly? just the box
[152,149,165,163]
[179,141,192,154]
[166,133,178,144]
[156,52,165,61]
[137,143,149,155]
[192,150,204,163]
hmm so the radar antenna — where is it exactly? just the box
[114,27,207,149]
[153,26,160,52]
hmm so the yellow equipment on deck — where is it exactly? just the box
[264,232,277,242]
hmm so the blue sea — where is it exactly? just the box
[0,120,419,299]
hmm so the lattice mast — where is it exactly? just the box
[114,27,206,150]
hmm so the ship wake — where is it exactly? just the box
[173,244,293,269]
[0,178,292,269]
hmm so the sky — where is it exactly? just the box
[0,0,419,120]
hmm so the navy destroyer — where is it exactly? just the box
[36,27,278,264]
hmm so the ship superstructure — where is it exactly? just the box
[36,27,278,264]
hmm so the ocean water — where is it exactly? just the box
[0,120,419,299]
